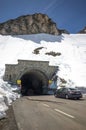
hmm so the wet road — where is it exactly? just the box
[13,95,86,130]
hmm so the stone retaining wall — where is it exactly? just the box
[4,60,58,84]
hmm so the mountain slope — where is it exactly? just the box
[0,13,60,35]
[0,33,86,87]
[78,26,86,34]
[0,33,86,119]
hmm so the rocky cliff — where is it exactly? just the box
[78,26,86,34]
[0,13,61,35]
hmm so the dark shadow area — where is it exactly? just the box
[54,97,84,101]
[72,98,86,101]
[12,33,64,43]
[20,70,48,96]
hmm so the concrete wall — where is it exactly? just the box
[4,60,58,84]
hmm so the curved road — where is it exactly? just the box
[13,95,86,130]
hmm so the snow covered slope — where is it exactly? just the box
[0,33,86,87]
[0,33,86,118]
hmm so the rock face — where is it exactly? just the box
[58,29,70,34]
[78,26,86,34]
[0,13,60,35]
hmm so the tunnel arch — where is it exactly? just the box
[20,69,49,95]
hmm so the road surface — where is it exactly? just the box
[13,95,86,130]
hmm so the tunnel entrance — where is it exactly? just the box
[4,60,58,95]
[20,70,48,96]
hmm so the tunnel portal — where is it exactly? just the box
[20,70,48,96]
[4,60,58,95]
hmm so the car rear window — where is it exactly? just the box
[69,88,77,91]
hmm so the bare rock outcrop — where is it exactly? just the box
[0,13,60,35]
[58,29,70,34]
[78,26,86,34]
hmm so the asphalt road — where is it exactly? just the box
[13,95,86,130]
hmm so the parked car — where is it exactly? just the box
[54,87,82,99]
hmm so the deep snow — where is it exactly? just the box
[0,33,86,119]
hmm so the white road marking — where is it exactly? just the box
[17,122,23,130]
[28,97,32,99]
[42,103,75,119]
[54,109,75,119]
[42,103,50,107]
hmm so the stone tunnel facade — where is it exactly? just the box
[4,60,58,95]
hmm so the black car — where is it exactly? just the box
[54,87,82,99]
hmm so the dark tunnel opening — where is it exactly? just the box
[20,71,48,96]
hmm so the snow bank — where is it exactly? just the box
[0,79,20,119]
[0,33,86,119]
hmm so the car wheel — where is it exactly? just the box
[54,93,57,98]
[65,94,69,99]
